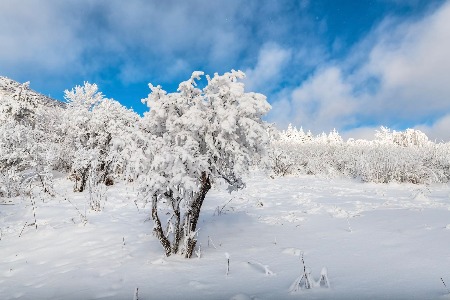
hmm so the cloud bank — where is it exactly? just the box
[268,1,450,140]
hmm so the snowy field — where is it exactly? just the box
[2,172,450,300]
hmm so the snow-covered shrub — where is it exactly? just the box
[270,125,450,184]
[0,102,57,197]
[268,148,293,177]
[60,82,138,192]
[375,126,430,147]
[0,80,36,125]
[133,70,270,258]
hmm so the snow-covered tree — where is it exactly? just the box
[61,82,138,192]
[135,70,270,257]
[375,126,429,147]
[0,93,57,197]
[270,125,450,184]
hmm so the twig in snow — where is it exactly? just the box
[64,196,88,224]
[290,253,313,292]
[30,196,38,230]
[133,199,140,212]
[225,252,230,276]
[195,243,202,258]
[133,287,139,300]
[441,278,450,294]
[18,222,27,237]
[319,267,330,288]
[346,217,352,233]
[300,253,313,289]
[214,198,234,216]
[208,236,217,249]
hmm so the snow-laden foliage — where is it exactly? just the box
[374,126,430,147]
[0,127,54,197]
[0,79,139,197]
[0,91,57,197]
[270,125,450,184]
[60,82,139,192]
[133,70,271,257]
[0,76,63,126]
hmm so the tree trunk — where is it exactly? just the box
[73,168,89,192]
[150,172,211,258]
[79,169,88,192]
[151,193,172,256]
[183,172,211,258]
[170,195,182,254]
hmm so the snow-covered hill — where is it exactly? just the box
[1,172,450,299]
[0,76,64,124]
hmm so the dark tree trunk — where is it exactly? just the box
[183,172,211,258]
[170,195,182,254]
[73,168,89,192]
[98,133,113,185]
[79,169,88,192]
[152,193,172,256]
[150,172,211,258]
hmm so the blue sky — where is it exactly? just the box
[1,0,449,140]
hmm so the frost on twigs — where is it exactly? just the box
[318,267,330,288]
[134,70,270,258]
[225,252,230,276]
[270,124,450,184]
[289,253,330,293]
[133,287,139,300]
[62,82,138,193]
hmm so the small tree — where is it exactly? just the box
[61,82,138,192]
[136,70,270,257]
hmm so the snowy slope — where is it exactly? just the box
[1,172,450,299]
[0,76,64,123]
[0,76,62,107]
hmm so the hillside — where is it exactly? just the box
[0,76,64,124]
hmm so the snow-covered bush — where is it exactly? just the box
[270,125,450,184]
[1,79,137,197]
[133,70,270,257]
[60,82,138,192]
[375,126,430,147]
[0,119,57,197]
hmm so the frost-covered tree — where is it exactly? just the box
[0,76,64,127]
[375,126,429,147]
[270,125,450,184]
[0,93,57,197]
[135,70,270,257]
[0,80,33,125]
[61,82,138,192]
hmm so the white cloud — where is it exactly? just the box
[416,114,450,142]
[269,66,359,133]
[0,1,252,84]
[243,43,291,93]
[361,2,450,119]
[269,1,450,140]
[0,1,83,73]
[290,67,358,132]
[341,126,378,141]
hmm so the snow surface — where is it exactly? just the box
[1,172,450,299]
